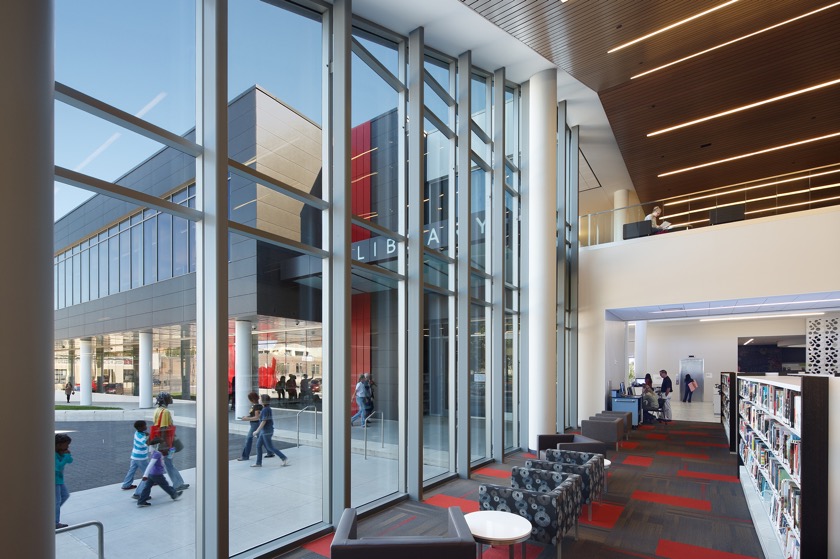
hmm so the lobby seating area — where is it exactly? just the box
[280,419,763,559]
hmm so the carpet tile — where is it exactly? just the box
[622,455,653,467]
[655,539,760,559]
[630,490,712,511]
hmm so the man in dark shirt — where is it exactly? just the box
[659,369,673,422]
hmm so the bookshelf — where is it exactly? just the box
[720,372,737,453]
[737,375,827,559]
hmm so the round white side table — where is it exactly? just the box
[464,510,532,559]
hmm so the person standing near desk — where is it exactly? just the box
[659,369,673,422]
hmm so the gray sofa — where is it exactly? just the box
[331,507,476,559]
[537,433,608,459]
[594,411,632,438]
[580,416,623,450]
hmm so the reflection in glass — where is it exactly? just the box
[424,290,450,480]
[471,169,489,271]
[352,32,401,233]
[504,314,517,450]
[469,304,489,462]
[350,267,401,506]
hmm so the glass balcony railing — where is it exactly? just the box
[580,162,840,248]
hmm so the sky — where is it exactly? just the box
[54,0,402,221]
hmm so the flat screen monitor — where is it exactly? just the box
[619,381,626,396]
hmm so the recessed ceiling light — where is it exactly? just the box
[648,78,840,137]
[608,0,739,54]
[658,132,840,177]
[631,2,840,79]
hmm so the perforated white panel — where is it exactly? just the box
[807,315,840,375]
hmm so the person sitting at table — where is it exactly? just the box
[645,206,671,233]
[641,374,659,423]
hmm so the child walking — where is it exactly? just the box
[121,420,149,499]
[55,433,73,528]
[136,438,183,507]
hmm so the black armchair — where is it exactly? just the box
[331,507,476,559]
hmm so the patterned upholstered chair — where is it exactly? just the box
[478,477,578,559]
[510,467,583,540]
[526,451,605,521]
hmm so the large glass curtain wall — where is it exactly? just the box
[51,1,521,556]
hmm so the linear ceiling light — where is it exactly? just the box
[648,78,840,136]
[743,338,754,345]
[631,2,840,79]
[700,312,824,322]
[658,132,840,177]
[664,168,840,206]
[608,0,739,53]
[653,299,840,315]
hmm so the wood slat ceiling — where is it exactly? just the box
[462,0,840,204]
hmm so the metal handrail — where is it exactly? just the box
[295,405,319,447]
[363,411,384,459]
[55,520,105,558]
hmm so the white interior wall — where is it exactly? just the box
[645,317,808,402]
[578,205,840,421]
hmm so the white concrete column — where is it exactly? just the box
[527,69,558,450]
[1,0,53,551]
[80,339,93,406]
[139,332,153,408]
[234,320,252,415]
[635,321,648,381]
[613,188,629,242]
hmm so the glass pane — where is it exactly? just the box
[425,119,452,257]
[505,88,516,162]
[471,168,489,271]
[55,102,195,204]
[470,273,488,302]
[55,0,195,134]
[352,34,401,233]
[471,74,489,132]
[54,179,196,558]
[423,252,451,291]
[350,267,401,506]
[504,314,517,450]
[424,290,451,480]
[229,0,323,215]
[469,304,489,462]
[505,191,516,284]
[229,232,325,554]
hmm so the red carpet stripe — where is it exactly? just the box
[619,441,640,449]
[684,441,729,448]
[657,450,709,460]
[637,424,655,430]
[631,490,711,511]
[423,494,480,513]
[579,502,623,529]
[302,534,333,558]
[623,455,653,467]
[474,466,511,478]
[644,433,667,440]
[677,470,739,483]
[656,538,760,559]
[522,452,537,459]
[666,430,716,437]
